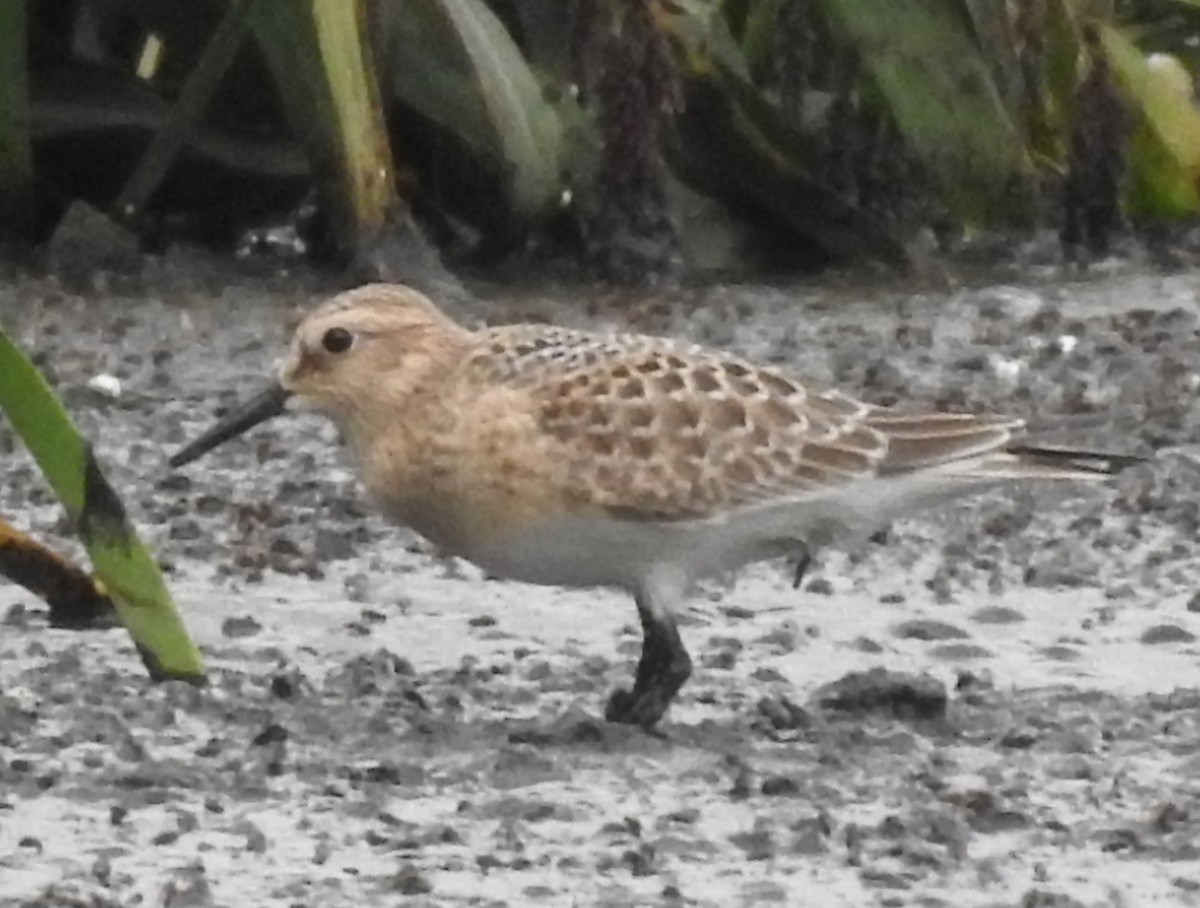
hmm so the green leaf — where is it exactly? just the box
[669,65,911,269]
[1126,125,1200,217]
[1101,27,1200,218]
[380,0,565,226]
[1102,27,1200,168]
[817,0,1034,223]
[0,327,205,681]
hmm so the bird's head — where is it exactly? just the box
[169,283,468,468]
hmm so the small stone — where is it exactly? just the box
[622,843,656,876]
[815,668,947,720]
[729,828,774,861]
[221,615,262,639]
[252,723,288,746]
[86,373,122,399]
[1040,645,1081,662]
[894,619,969,641]
[761,775,801,797]
[955,670,993,692]
[389,865,433,895]
[1001,728,1037,749]
[758,622,800,652]
[756,695,811,731]
[1141,624,1196,645]
[1020,889,1088,908]
[751,666,787,683]
[1096,827,1140,852]
[929,642,993,661]
[702,649,738,670]
[971,605,1026,625]
[524,660,552,681]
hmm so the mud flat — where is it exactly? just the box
[1,256,1199,906]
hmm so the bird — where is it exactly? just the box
[170,283,1140,728]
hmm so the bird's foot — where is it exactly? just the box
[603,651,692,729]
[604,686,671,728]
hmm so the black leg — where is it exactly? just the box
[605,592,692,729]
[792,543,812,589]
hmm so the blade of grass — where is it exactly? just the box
[252,0,394,260]
[1101,25,1200,218]
[0,327,204,681]
[114,0,260,224]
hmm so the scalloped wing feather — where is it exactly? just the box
[460,326,1114,524]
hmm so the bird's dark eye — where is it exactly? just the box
[321,327,354,354]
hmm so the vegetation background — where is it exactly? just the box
[3,0,1200,284]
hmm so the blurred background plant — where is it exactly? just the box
[1,0,1200,282]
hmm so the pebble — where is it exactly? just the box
[1141,624,1196,644]
[815,669,947,720]
[894,619,970,641]
[221,615,262,639]
[389,865,433,895]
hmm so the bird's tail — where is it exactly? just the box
[970,445,1145,481]
[866,411,1145,481]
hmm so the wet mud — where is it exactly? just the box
[1,252,1199,906]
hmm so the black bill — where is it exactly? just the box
[169,383,291,468]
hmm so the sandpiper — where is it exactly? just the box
[171,284,1137,728]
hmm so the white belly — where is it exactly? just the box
[432,471,1010,594]
[461,511,806,593]
[464,515,682,590]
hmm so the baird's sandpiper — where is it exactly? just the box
[171,284,1137,728]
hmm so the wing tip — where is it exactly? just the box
[1007,445,1147,477]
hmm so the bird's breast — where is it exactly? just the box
[353,405,595,565]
